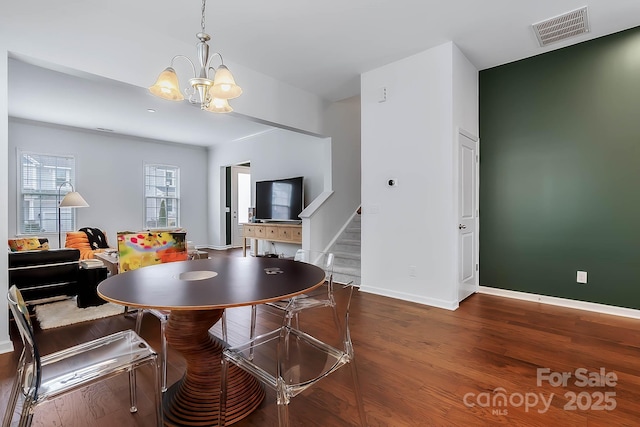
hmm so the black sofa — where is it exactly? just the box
[8,248,81,302]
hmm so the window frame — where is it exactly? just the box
[17,150,78,236]
[144,163,181,230]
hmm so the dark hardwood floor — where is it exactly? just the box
[2,248,639,426]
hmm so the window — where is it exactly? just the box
[144,164,180,229]
[18,152,77,235]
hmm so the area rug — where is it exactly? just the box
[34,297,125,330]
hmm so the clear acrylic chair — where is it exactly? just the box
[246,250,335,342]
[117,230,188,391]
[4,286,163,427]
[219,282,367,427]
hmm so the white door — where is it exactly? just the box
[231,166,251,247]
[458,130,479,302]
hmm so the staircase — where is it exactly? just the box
[330,213,361,286]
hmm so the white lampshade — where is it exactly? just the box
[206,97,233,113]
[210,65,242,99]
[59,191,89,208]
[149,67,185,101]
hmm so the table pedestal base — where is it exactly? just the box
[162,309,264,426]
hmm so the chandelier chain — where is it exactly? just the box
[201,0,207,33]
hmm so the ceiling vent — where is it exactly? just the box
[532,6,589,47]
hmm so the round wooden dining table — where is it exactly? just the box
[97,256,326,426]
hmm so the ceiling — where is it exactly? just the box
[8,59,278,146]
[5,0,640,146]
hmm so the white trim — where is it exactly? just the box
[0,340,14,354]
[479,286,640,319]
[360,285,459,311]
[458,127,477,142]
[299,190,333,219]
[210,244,233,251]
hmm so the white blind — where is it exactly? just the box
[18,152,76,235]
[144,164,180,229]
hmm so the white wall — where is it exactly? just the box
[360,42,477,310]
[453,45,479,138]
[306,96,362,253]
[8,119,209,248]
[207,128,328,254]
[0,46,11,352]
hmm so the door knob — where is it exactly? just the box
[458,224,466,230]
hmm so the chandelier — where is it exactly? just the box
[149,0,242,113]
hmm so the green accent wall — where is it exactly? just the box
[479,26,640,309]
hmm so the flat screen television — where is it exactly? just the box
[255,176,304,222]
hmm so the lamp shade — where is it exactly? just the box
[206,97,233,113]
[149,67,185,101]
[210,65,242,99]
[59,191,89,208]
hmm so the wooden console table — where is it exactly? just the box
[242,223,302,256]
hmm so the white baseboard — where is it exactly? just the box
[0,340,14,355]
[359,285,459,311]
[479,286,640,319]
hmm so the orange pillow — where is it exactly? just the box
[65,232,96,260]
[65,232,92,249]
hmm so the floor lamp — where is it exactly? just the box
[58,182,89,248]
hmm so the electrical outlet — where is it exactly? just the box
[577,271,587,284]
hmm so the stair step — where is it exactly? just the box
[334,264,360,276]
[342,229,361,238]
[335,239,360,249]
[329,212,362,287]
[333,251,360,260]
[332,252,360,268]
[334,258,360,269]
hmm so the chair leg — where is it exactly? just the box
[128,368,138,413]
[250,305,257,339]
[275,380,290,427]
[219,358,229,426]
[348,357,368,427]
[293,312,300,330]
[276,403,290,427]
[249,305,257,360]
[17,398,35,427]
[152,358,164,427]
[128,309,146,407]
[160,317,168,392]
[2,367,22,427]
[134,309,144,334]
[221,311,228,343]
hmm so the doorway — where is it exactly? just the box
[457,129,479,302]
[230,165,251,247]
